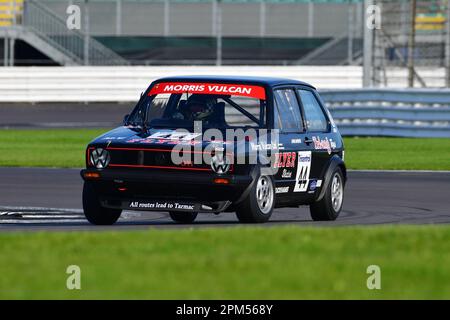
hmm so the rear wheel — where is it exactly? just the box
[169,211,198,224]
[235,174,275,223]
[83,182,122,225]
[310,167,344,221]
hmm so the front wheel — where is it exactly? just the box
[235,173,275,223]
[83,182,122,225]
[169,211,198,224]
[310,167,344,221]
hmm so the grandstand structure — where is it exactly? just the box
[1,0,449,87]
[1,0,364,66]
[0,0,128,65]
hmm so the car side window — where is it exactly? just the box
[297,89,328,132]
[273,89,303,132]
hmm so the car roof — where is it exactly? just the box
[153,75,316,89]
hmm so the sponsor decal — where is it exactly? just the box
[149,82,266,100]
[308,180,322,193]
[281,169,293,179]
[293,151,312,192]
[126,131,202,146]
[129,200,196,211]
[251,142,284,151]
[275,187,289,194]
[312,136,332,155]
[126,138,201,146]
[149,132,201,141]
[329,138,337,149]
[273,152,296,168]
[291,138,301,144]
[101,136,127,141]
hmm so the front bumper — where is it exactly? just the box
[101,198,232,213]
[81,168,254,211]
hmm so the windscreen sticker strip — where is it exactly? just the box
[148,82,266,100]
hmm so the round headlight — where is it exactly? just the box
[90,148,110,169]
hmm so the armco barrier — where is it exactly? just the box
[320,89,450,138]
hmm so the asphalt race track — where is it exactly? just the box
[0,168,449,231]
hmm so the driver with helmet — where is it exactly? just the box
[176,95,222,125]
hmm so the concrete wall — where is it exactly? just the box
[0,65,363,102]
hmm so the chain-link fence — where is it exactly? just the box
[368,0,450,87]
[1,0,364,66]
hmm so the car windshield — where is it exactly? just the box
[128,82,267,129]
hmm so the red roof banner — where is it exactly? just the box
[149,82,266,100]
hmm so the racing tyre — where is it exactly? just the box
[235,173,275,223]
[169,211,198,224]
[83,181,122,225]
[310,167,344,221]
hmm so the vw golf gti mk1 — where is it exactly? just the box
[81,76,346,225]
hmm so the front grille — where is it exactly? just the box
[103,147,212,171]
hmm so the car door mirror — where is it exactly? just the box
[123,114,130,125]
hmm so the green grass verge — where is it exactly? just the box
[0,129,450,170]
[1,226,449,299]
[343,137,450,170]
[0,129,105,168]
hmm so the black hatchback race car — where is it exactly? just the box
[81,76,346,225]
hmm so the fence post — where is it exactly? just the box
[212,0,217,35]
[3,36,8,67]
[216,0,222,66]
[356,0,363,38]
[116,0,122,36]
[9,38,14,66]
[12,0,16,26]
[84,0,90,65]
[407,0,417,87]
[363,0,374,87]
[308,1,314,37]
[446,1,450,87]
[164,0,170,37]
[348,3,354,65]
[259,1,266,38]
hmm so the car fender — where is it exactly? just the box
[234,165,268,205]
[315,155,347,202]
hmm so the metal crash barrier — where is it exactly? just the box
[320,89,450,138]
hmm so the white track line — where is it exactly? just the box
[0,206,83,213]
[0,219,87,224]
